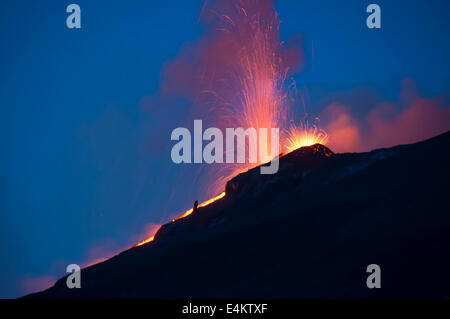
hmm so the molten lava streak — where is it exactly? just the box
[135,235,156,247]
[172,191,226,222]
[135,192,226,247]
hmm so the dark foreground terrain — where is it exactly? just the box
[27,131,450,298]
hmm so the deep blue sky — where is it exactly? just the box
[1,0,449,298]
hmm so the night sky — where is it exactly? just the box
[1,0,449,298]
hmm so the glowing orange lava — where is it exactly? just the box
[173,191,226,222]
[135,192,226,247]
[284,121,328,153]
[135,234,156,247]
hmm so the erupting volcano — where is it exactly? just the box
[135,0,328,247]
[16,0,450,301]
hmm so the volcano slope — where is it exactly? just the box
[27,131,450,298]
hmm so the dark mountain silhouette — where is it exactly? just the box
[26,131,450,298]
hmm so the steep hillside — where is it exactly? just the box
[27,131,450,298]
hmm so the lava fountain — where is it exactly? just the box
[194,0,328,189]
[135,0,328,247]
[284,121,328,153]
